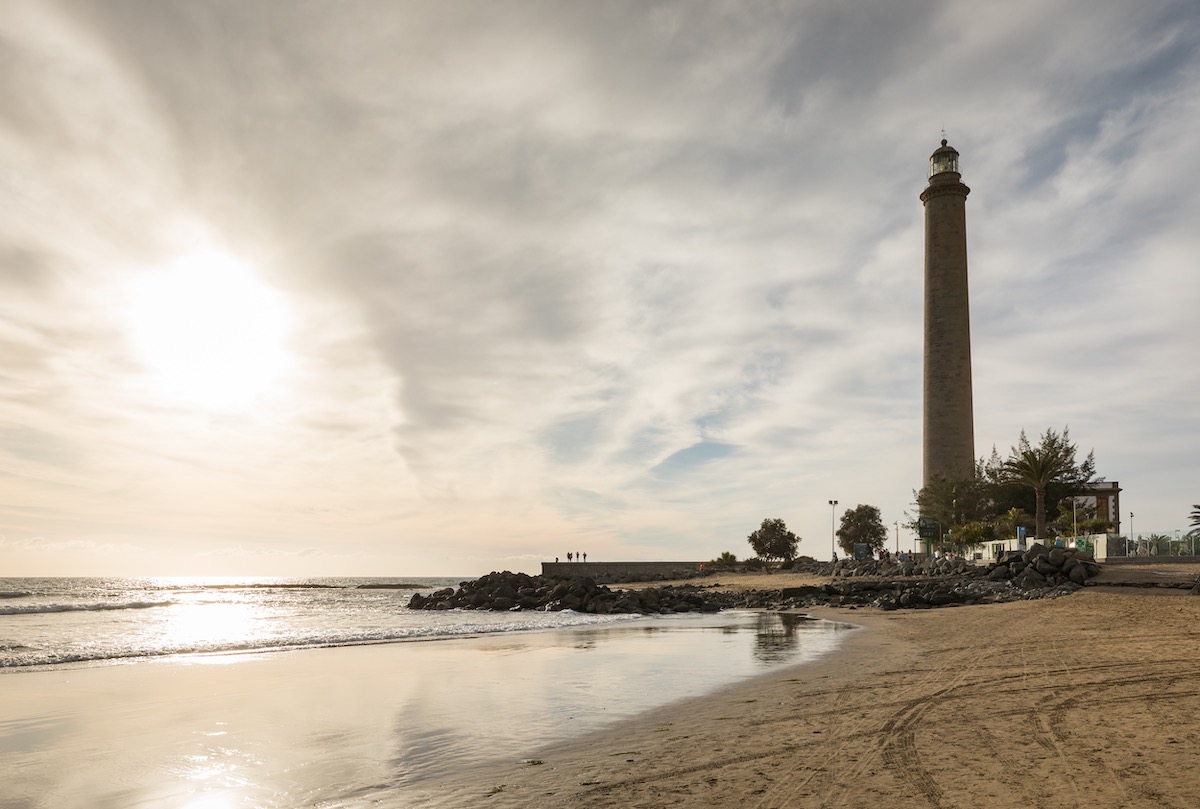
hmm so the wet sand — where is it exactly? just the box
[7,567,1199,808]
[404,583,1200,809]
[0,610,847,808]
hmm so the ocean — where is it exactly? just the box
[0,576,648,669]
[0,576,852,808]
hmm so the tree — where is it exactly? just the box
[1079,516,1114,535]
[914,472,994,548]
[1048,497,1112,537]
[747,518,800,569]
[708,551,738,566]
[1146,533,1173,556]
[835,504,888,556]
[951,520,996,552]
[1052,498,1093,536]
[913,429,1104,550]
[1188,504,1200,539]
[993,506,1032,540]
[999,427,1096,540]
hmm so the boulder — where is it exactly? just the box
[1034,558,1058,577]
[1015,566,1047,589]
[1067,564,1089,585]
[1023,543,1050,563]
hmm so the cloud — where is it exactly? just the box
[2,0,1198,574]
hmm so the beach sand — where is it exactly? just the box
[7,569,1200,808]
[407,582,1200,809]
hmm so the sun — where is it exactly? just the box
[125,250,293,410]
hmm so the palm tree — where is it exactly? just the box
[1000,428,1089,541]
[993,506,1032,541]
[1188,504,1200,538]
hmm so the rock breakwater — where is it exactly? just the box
[407,571,735,614]
[408,545,1115,615]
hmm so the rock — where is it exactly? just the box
[1015,566,1047,589]
[998,550,1024,566]
[1035,558,1058,577]
[1023,543,1049,563]
[1068,564,1089,585]
[407,557,1096,616]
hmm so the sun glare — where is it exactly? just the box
[125,251,293,409]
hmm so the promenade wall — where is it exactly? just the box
[540,561,703,582]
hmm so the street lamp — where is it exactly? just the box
[828,500,838,560]
[894,521,900,554]
[1130,512,1135,556]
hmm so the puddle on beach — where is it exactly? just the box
[386,611,853,783]
[1,611,853,808]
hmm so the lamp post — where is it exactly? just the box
[1130,512,1135,556]
[1175,529,1181,557]
[894,521,900,554]
[829,500,838,560]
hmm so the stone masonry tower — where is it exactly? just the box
[921,139,974,487]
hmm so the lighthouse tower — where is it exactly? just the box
[920,139,975,487]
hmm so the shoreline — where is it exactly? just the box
[0,609,845,808]
[397,589,1200,809]
[389,605,896,808]
[8,570,1200,808]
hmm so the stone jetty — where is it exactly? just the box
[407,570,732,614]
[405,544,1137,614]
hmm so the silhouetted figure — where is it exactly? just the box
[567,552,573,562]
[582,552,587,562]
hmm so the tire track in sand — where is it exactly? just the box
[753,631,986,809]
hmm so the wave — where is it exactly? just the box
[0,609,645,668]
[0,600,174,616]
[0,591,32,599]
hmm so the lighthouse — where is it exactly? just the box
[921,139,975,487]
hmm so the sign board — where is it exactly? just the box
[918,517,939,540]
[854,543,870,561]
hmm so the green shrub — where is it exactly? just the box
[708,551,738,566]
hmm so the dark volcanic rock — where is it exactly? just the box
[407,552,1102,616]
[405,571,743,615]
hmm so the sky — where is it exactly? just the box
[2,0,1198,577]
